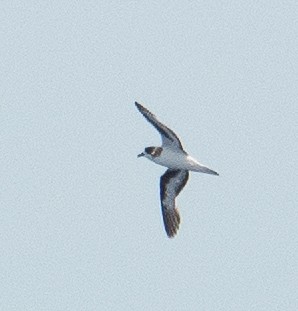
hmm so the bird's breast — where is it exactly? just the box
[151,149,192,170]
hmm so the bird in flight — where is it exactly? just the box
[135,102,218,238]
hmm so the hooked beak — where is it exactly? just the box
[137,152,145,158]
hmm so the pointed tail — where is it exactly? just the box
[195,166,219,175]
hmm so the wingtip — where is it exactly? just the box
[135,102,143,112]
[166,230,179,238]
[163,207,180,238]
[135,102,148,115]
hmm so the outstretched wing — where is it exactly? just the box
[135,102,184,150]
[160,169,189,238]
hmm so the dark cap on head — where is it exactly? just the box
[145,147,163,157]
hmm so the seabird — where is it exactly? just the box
[135,102,219,238]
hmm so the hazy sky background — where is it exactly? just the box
[1,1,297,310]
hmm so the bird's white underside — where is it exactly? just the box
[149,147,213,173]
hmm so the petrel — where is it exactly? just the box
[135,102,218,238]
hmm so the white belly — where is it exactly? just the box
[151,148,202,171]
[147,147,218,175]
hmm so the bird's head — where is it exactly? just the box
[137,146,163,159]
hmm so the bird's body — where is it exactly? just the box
[149,147,218,174]
[135,102,218,238]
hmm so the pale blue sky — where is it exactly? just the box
[1,1,297,310]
